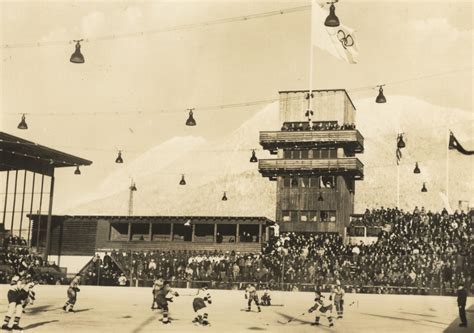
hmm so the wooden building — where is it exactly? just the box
[29,215,273,260]
[258,90,364,235]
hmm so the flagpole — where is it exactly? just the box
[446,128,450,204]
[308,0,314,112]
[397,151,400,208]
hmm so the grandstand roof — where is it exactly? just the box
[0,132,92,176]
[28,215,275,225]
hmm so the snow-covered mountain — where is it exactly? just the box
[67,96,473,217]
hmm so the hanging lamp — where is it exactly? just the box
[115,151,124,163]
[70,40,85,64]
[397,134,406,149]
[186,108,196,126]
[17,114,28,130]
[324,2,340,27]
[413,162,420,174]
[250,150,258,163]
[376,85,387,103]
[421,183,427,192]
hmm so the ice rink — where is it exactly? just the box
[0,285,472,332]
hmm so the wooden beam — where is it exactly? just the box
[43,172,55,262]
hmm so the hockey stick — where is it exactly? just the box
[278,312,306,324]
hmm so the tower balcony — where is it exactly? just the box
[258,158,364,180]
[260,128,364,154]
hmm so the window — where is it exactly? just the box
[300,211,308,222]
[301,176,310,188]
[283,177,291,188]
[284,150,292,159]
[110,223,129,241]
[312,149,321,159]
[194,224,214,243]
[320,211,336,222]
[152,224,171,241]
[282,211,297,222]
[321,176,336,189]
[131,223,150,241]
[301,150,309,159]
[320,149,329,159]
[291,177,299,188]
[308,211,319,222]
[328,149,337,158]
[310,176,319,188]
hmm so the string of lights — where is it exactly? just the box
[0,5,311,50]
[4,67,470,120]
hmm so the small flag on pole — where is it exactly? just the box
[312,1,359,64]
[449,131,474,155]
[396,148,402,165]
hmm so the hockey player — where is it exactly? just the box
[331,280,345,319]
[308,286,334,327]
[153,278,179,324]
[2,276,27,331]
[260,286,271,306]
[244,283,261,312]
[63,275,81,312]
[192,285,212,326]
[21,278,37,313]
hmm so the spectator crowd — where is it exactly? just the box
[2,207,472,295]
[77,207,471,294]
[0,236,63,285]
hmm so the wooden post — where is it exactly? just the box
[148,223,152,241]
[236,224,239,243]
[170,223,174,241]
[19,170,27,238]
[36,175,45,249]
[258,224,262,243]
[10,170,18,234]
[192,224,195,242]
[2,171,9,227]
[43,172,55,262]
[27,172,35,246]
[214,223,217,243]
[127,222,131,241]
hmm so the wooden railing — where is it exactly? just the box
[258,158,364,177]
[260,130,364,152]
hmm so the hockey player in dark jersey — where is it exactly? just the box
[192,285,212,326]
[245,283,261,312]
[152,278,179,324]
[63,275,81,312]
[308,286,334,327]
[2,276,28,331]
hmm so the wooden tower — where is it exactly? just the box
[258,90,364,235]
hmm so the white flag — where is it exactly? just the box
[312,1,359,64]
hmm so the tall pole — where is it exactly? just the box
[308,0,315,112]
[446,129,450,206]
[19,170,27,238]
[43,172,55,262]
[397,158,400,208]
[10,170,19,235]
[2,171,9,227]
[27,172,36,246]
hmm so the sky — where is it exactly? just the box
[0,0,472,218]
